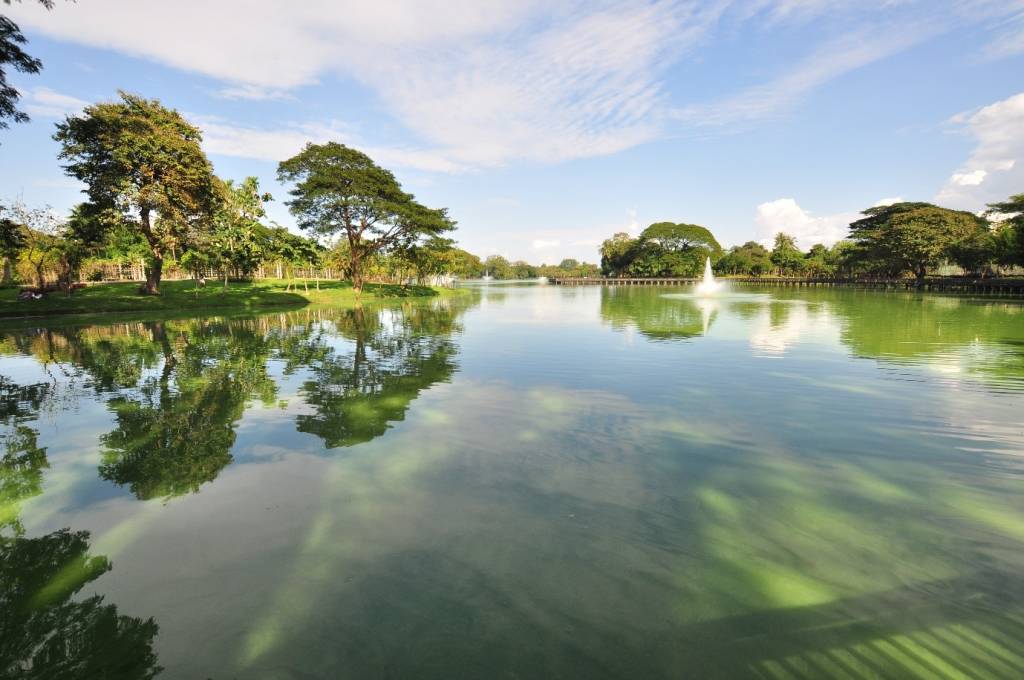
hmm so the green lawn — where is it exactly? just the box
[0,278,459,319]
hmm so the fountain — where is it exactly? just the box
[695,256,722,296]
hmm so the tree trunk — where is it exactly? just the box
[915,265,926,288]
[140,208,162,295]
[145,255,163,295]
[2,257,12,286]
[350,250,363,295]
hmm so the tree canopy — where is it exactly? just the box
[847,202,989,282]
[0,0,55,134]
[599,222,721,277]
[54,92,219,294]
[277,142,454,293]
[987,193,1024,267]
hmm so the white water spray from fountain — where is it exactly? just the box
[695,256,722,296]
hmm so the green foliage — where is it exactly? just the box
[600,232,636,276]
[199,176,277,286]
[482,254,513,279]
[599,223,721,277]
[100,321,276,500]
[716,241,771,276]
[294,306,460,448]
[988,193,1024,267]
[770,232,805,275]
[54,92,219,294]
[0,1,54,133]
[847,202,989,281]
[0,527,162,678]
[277,142,454,293]
[443,248,484,277]
[0,278,450,319]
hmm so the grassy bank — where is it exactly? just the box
[0,279,462,319]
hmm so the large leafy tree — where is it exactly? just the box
[632,222,722,277]
[277,142,454,294]
[54,92,219,294]
[847,202,989,283]
[0,0,54,134]
[987,193,1024,267]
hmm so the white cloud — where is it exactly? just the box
[532,239,561,250]
[7,0,708,168]
[193,115,464,173]
[950,169,988,186]
[21,87,88,119]
[872,196,904,207]
[754,198,857,248]
[9,1,1022,170]
[937,92,1024,209]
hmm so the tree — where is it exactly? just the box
[600,232,637,276]
[402,236,458,282]
[770,232,805,276]
[987,193,1024,267]
[847,202,989,284]
[207,177,274,289]
[803,243,833,277]
[442,248,483,278]
[482,254,513,279]
[0,0,54,134]
[715,241,771,276]
[277,142,454,295]
[270,229,321,292]
[628,222,722,277]
[0,203,25,285]
[54,92,219,295]
[1,199,62,289]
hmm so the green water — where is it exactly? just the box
[1,284,1023,679]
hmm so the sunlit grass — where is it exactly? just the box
[0,278,462,320]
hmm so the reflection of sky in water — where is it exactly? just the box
[1,286,1023,678]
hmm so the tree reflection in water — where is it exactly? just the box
[293,305,461,448]
[0,372,161,679]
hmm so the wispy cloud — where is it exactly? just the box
[21,86,88,119]
[674,24,938,128]
[193,115,464,173]
[8,1,1022,171]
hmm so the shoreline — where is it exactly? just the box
[0,279,466,323]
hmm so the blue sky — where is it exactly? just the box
[2,0,1023,263]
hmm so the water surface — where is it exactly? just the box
[2,285,1023,678]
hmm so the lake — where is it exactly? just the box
[2,284,1023,679]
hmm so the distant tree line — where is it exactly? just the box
[602,200,1024,283]
[477,255,600,280]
